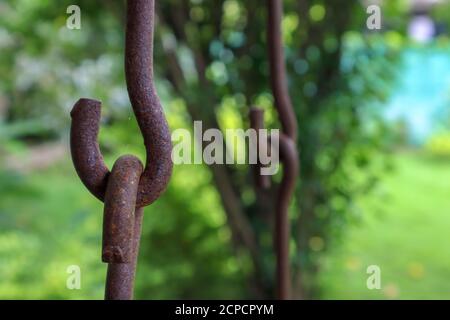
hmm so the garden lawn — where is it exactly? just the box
[320,152,450,299]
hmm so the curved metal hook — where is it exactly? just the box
[71,98,109,202]
[70,0,173,208]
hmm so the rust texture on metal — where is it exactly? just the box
[267,0,300,300]
[104,156,144,300]
[125,0,173,208]
[70,98,109,202]
[70,0,173,208]
[105,207,144,300]
[102,156,143,264]
[70,0,172,300]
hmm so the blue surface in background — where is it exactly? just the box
[385,46,450,143]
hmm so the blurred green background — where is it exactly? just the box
[0,0,450,299]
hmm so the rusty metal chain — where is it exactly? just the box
[70,0,173,300]
[251,0,299,300]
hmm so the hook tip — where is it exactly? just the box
[71,98,102,118]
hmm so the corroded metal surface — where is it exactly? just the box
[105,207,144,300]
[103,156,144,300]
[70,0,172,300]
[125,0,173,208]
[70,98,109,202]
[102,156,143,264]
[70,0,173,209]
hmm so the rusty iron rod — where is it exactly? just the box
[102,156,143,264]
[103,156,143,299]
[70,0,173,299]
[266,0,300,300]
[104,207,144,300]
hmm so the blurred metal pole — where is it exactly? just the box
[267,0,299,300]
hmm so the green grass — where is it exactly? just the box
[320,152,450,299]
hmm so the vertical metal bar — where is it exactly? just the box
[102,156,143,300]
[267,0,300,300]
[105,207,144,300]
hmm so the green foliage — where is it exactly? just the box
[0,164,104,299]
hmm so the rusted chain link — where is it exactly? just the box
[103,156,143,299]
[250,0,299,300]
[102,156,143,264]
[70,0,173,300]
